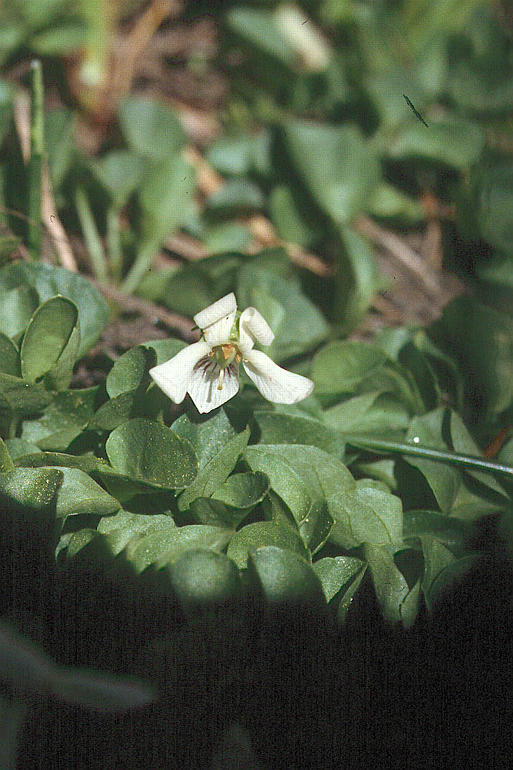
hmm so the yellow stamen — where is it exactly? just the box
[221,344,236,360]
[217,368,225,391]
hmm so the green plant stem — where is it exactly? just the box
[27,60,44,259]
[74,187,108,282]
[106,205,122,281]
[120,238,158,294]
[345,435,513,481]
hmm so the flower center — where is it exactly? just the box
[209,344,242,390]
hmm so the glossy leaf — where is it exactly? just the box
[132,525,232,573]
[211,471,269,510]
[171,409,236,469]
[0,467,62,516]
[247,546,326,609]
[254,410,345,458]
[105,419,198,489]
[329,482,403,550]
[0,333,20,376]
[364,543,410,623]
[0,263,109,356]
[227,521,309,569]
[312,341,387,398]
[178,427,250,511]
[313,556,364,603]
[54,468,119,519]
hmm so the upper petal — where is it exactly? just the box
[242,350,313,404]
[193,293,237,331]
[202,310,237,347]
[187,359,240,414]
[149,340,211,404]
[238,307,275,353]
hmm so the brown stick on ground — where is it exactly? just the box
[354,215,440,298]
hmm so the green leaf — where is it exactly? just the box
[312,341,387,398]
[324,391,410,437]
[333,225,383,332]
[118,97,185,160]
[168,549,241,612]
[206,179,264,215]
[0,285,38,338]
[283,121,380,224]
[4,439,40,460]
[206,134,254,176]
[105,419,198,489]
[0,262,109,357]
[88,391,141,432]
[329,482,403,550]
[245,443,354,549]
[227,521,309,569]
[388,119,485,168]
[97,510,176,556]
[434,297,513,417]
[211,471,270,510]
[106,345,154,398]
[21,388,97,450]
[171,409,236,469]
[404,409,461,513]
[247,546,326,609]
[336,565,367,624]
[244,445,313,525]
[448,410,507,498]
[0,467,62,516]
[399,580,421,629]
[139,154,195,245]
[0,373,52,416]
[420,536,459,610]
[364,543,410,623]
[0,333,20,377]
[178,427,250,511]
[237,265,329,361]
[0,436,14,472]
[403,510,471,554]
[254,410,345,458]
[54,468,119,519]
[313,557,364,603]
[143,338,187,366]
[93,150,145,207]
[131,525,232,573]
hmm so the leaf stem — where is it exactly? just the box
[120,238,158,294]
[27,60,44,259]
[74,187,108,282]
[106,205,122,281]
[345,435,513,481]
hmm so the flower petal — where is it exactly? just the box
[193,293,237,331]
[149,340,211,404]
[242,350,313,404]
[187,359,240,414]
[238,307,275,353]
[202,310,237,347]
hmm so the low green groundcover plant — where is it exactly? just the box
[1,258,512,764]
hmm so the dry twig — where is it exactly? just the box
[354,215,441,298]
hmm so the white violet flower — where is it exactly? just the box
[149,292,314,414]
